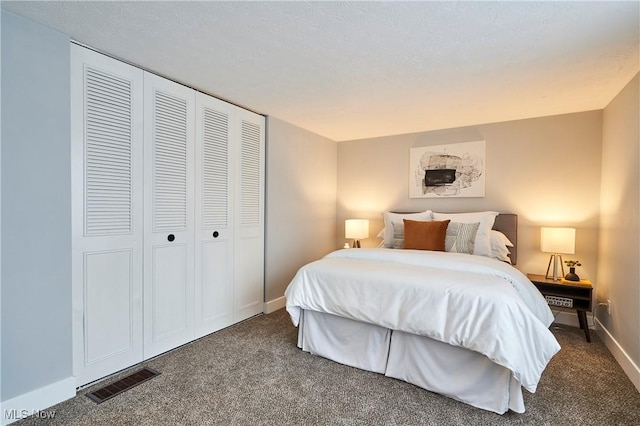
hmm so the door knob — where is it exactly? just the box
[167,234,175,242]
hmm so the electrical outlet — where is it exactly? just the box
[607,299,611,315]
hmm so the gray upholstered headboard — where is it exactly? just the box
[492,213,518,265]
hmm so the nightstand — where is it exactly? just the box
[527,273,593,342]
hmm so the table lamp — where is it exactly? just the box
[345,219,369,248]
[541,227,575,280]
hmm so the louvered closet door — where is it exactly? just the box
[194,93,235,338]
[143,72,196,359]
[71,45,144,386]
[234,109,265,322]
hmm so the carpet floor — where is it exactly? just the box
[18,309,640,425]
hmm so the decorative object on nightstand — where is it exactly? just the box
[345,219,369,248]
[563,259,581,281]
[540,227,575,281]
[528,273,593,342]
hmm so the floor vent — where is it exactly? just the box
[86,367,160,404]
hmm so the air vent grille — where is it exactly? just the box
[86,367,160,404]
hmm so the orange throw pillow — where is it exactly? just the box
[403,219,450,251]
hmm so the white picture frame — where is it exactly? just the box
[409,140,486,198]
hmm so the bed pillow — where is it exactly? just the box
[445,222,480,254]
[403,219,450,251]
[489,230,513,263]
[490,230,514,248]
[382,210,432,248]
[391,222,405,249]
[431,211,499,257]
[491,244,512,263]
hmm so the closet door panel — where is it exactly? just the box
[234,110,265,322]
[143,72,195,359]
[151,244,188,339]
[195,93,235,337]
[71,45,144,386]
[84,250,136,363]
[198,240,232,333]
[234,236,264,320]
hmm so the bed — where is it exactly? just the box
[284,211,560,414]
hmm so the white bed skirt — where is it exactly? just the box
[299,309,391,374]
[297,309,525,414]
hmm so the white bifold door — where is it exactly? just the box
[71,45,145,386]
[72,45,265,387]
[193,94,265,333]
[194,93,235,338]
[234,110,265,322]
[142,72,196,359]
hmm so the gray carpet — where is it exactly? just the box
[18,309,640,425]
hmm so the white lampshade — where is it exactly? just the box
[345,219,369,240]
[541,227,575,254]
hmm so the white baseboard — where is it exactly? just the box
[263,296,286,314]
[527,311,639,393]
[1,376,76,425]
[595,318,640,393]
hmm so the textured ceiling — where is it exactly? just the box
[3,1,639,141]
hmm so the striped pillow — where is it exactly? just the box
[445,222,480,254]
[391,222,405,249]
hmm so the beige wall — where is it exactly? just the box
[599,73,639,384]
[337,111,603,284]
[265,116,337,302]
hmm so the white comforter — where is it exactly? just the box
[285,248,561,393]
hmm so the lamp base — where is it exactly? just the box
[545,254,565,281]
[351,239,361,248]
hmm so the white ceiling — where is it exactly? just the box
[3,1,639,141]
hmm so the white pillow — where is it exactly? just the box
[382,210,432,248]
[489,230,513,263]
[431,211,499,256]
[490,230,514,248]
[491,244,512,263]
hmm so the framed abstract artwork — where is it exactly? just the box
[409,140,486,198]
